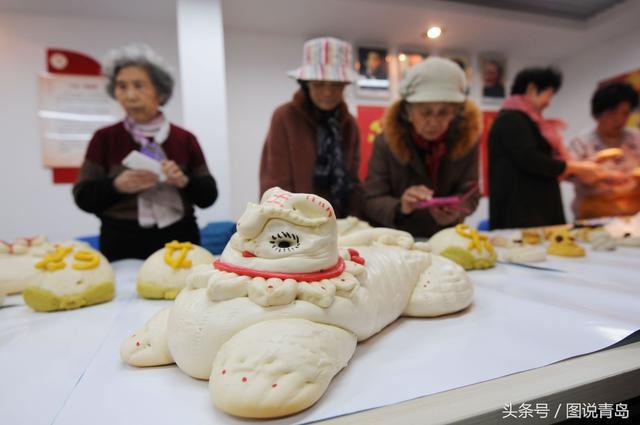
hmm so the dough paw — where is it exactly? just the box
[121,307,174,366]
[404,255,473,317]
[210,318,356,418]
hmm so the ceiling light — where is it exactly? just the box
[398,53,407,62]
[426,26,442,39]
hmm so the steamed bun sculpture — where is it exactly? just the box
[428,224,497,270]
[136,241,216,299]
[604,213,640,247]
[0,236,62,295]
[546,229,585,257]
[121,188,473,418]
[23,243,115,312]
[496,234,546,263]
[572,227,617,251]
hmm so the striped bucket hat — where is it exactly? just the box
[288,37,359,83]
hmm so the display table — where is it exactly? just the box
[1,245,639,425]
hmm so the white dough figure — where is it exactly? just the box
[121,188,473,418]
[494,233,547,263]
[605,213,640,247]
[22,242,115,312]
[0,236,55,295]
[428,225,497,270]
[136,242,215,299]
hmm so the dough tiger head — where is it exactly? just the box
[223,187,339,273]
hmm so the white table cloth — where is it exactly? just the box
[1,245,638,424]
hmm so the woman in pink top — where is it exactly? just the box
[569,81,640,219]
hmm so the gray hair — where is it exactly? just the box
[103,44,174,106]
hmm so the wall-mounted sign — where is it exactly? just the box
[39,49,120,183]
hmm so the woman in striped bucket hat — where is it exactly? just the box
[259,37,362,218]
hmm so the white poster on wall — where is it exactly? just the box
[38,73,121,167]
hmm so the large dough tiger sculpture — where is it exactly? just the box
[121,188,473,418]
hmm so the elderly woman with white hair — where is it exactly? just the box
[73,44,217,261]
[363,57,481,238]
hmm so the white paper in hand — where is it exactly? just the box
[122,151,166,182]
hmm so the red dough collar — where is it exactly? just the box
[213,257,346,281]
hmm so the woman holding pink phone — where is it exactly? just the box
[363,57,481,237]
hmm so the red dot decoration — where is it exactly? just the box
[135,341,140,347]
[222,369,226,375]
[272,384,277,388]
[347,248,366,265]
[242,377,247,383]
[267,285,273,289]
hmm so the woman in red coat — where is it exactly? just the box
[259,37,361,218]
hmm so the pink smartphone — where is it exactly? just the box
[416,195,460,209]
[415,183,479,210]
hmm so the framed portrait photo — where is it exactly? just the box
[479,54,507,100]
[355,46,390,98]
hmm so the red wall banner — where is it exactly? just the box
[356,105,386,181]
[480,110,498,196]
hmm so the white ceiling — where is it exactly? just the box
[221,0,640,62]
[438,0,625,21]
[0,0,176,23]
[0,0,638,62]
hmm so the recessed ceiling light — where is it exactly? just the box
[398,53,407,62]
[426,26,442,39]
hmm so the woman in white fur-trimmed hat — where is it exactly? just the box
[363,56,482,238]
[259,37,362,218]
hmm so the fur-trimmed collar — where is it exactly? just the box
[290,89,351,126]
[383,99,482,163]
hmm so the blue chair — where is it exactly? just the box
[200,221,236,255]
[75,235,100,250]
[477,219,490,231]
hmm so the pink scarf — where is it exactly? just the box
[123,112,170,160]
[122,112,183,229]
[501,95,570,161]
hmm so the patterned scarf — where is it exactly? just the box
[123,113,170,159]
[123,113,184,228]
[410,127,447,190]
[313,107,353,216]
[501,95,570,161]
